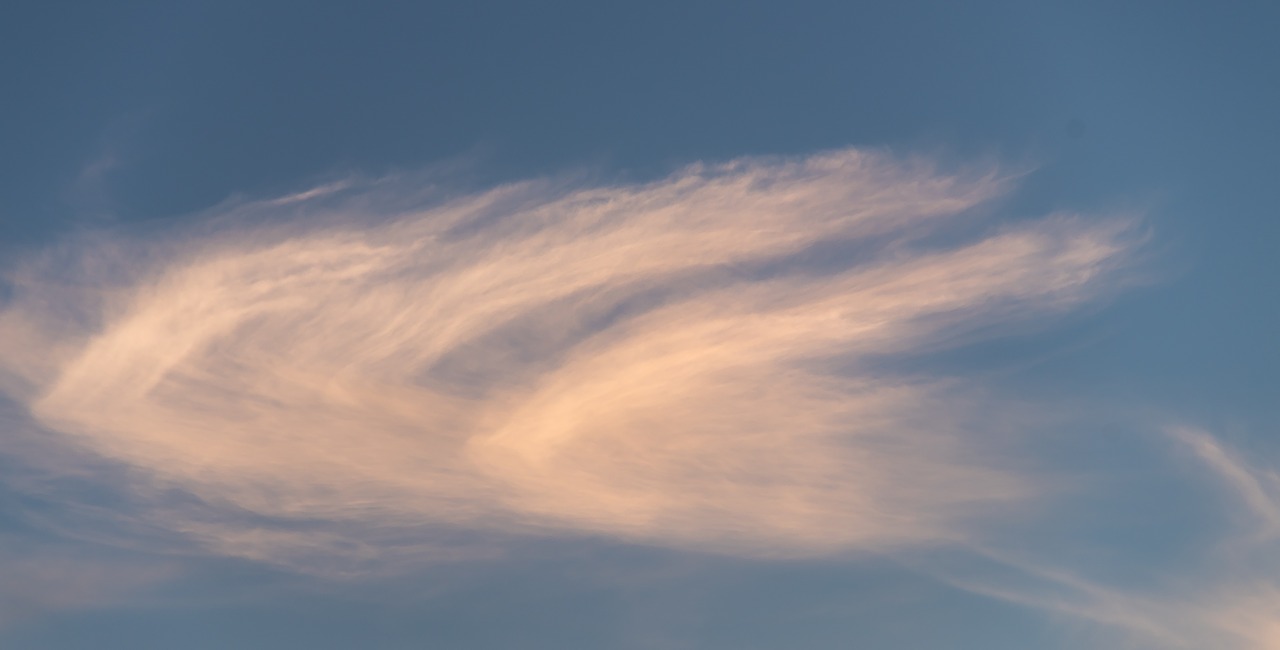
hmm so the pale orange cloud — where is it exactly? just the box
[0,149,1138,569]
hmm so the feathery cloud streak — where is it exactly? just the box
[0,149,1138,567]
[942,427,1280,650]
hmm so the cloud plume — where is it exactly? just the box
[0,149,1137,568]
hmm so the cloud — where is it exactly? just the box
[1170,426,1280,539]
[0,149,1138,570]
[928,426,1280,650]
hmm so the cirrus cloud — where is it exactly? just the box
[935,427,1280,650]
[0,149,1139,570]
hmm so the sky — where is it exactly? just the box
[1,1,1278,649]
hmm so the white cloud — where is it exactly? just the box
[0,149,1138,569]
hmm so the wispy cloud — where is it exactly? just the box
[929,426,1280,649]
[0,149,1139,570]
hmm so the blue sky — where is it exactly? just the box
[2,2,1278,649]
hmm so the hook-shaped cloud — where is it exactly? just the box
[0,149,1138,569]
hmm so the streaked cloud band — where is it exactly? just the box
[0,149,1138,567]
